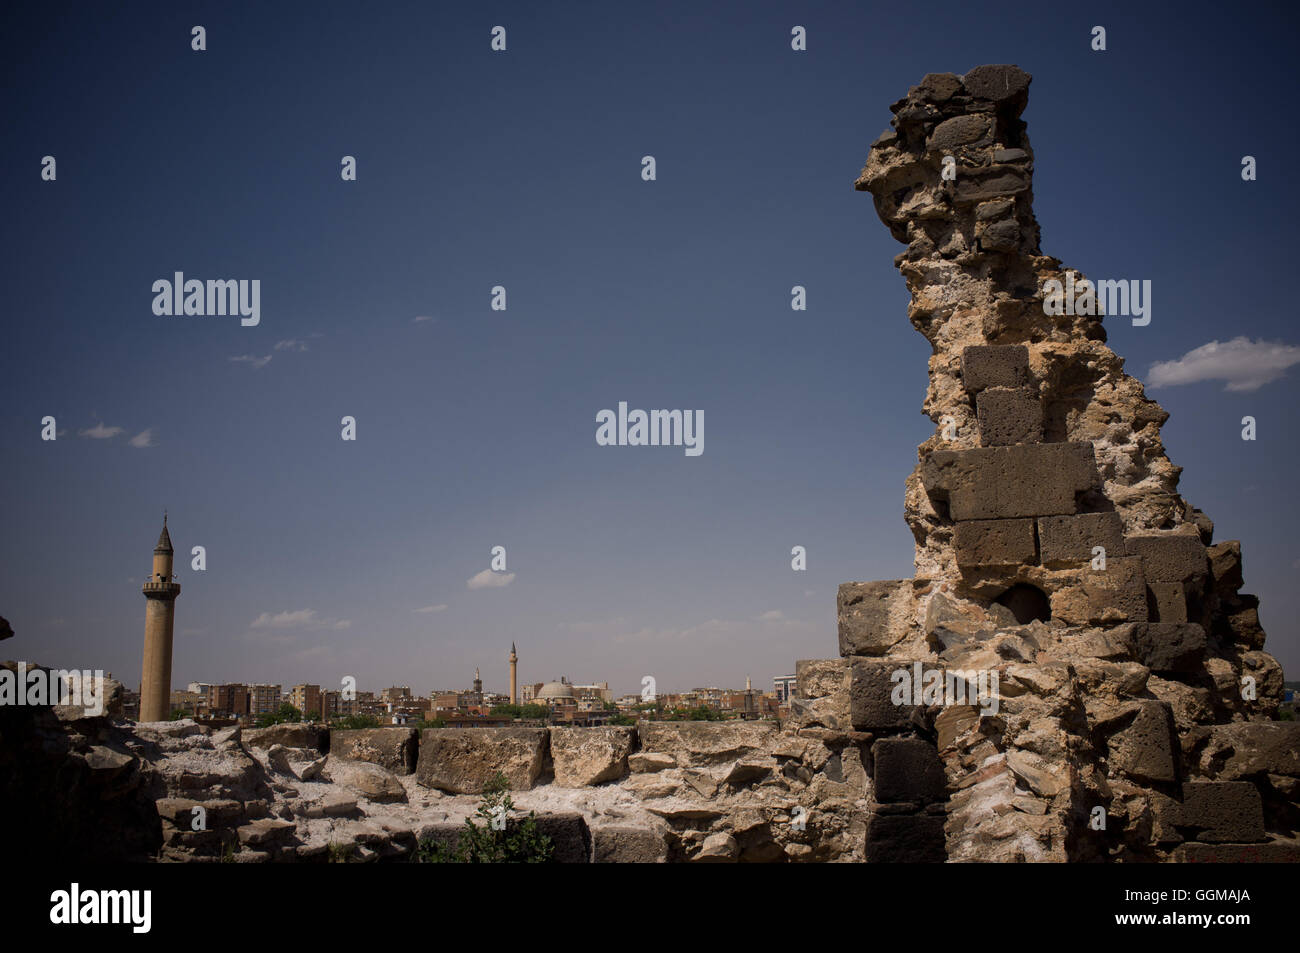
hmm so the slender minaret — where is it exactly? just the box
[473,667,482,694]
[140,514,181,722]
[509,642,518,704]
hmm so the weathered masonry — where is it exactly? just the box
[838,63,1299,861]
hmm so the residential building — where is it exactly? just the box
[773,674,798,704]
[248,683,282,718]
[207,683,249,717]
[290,684,322,718]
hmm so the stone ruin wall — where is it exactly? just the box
[836,64,1299,862]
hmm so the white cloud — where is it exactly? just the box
[413,604,448,614]
[756,610,785,622]
[251,609,318,628]
[79,422,124,439]
[250,609,350,630]
[411,315,437,324]
[1148,337,1300,392]
[230,354,272,370]
[467,569,515,590]
[274,339,308,352]
[128,429,154,448]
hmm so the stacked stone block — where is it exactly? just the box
[964,345,1042,446]
[849,660,949,862]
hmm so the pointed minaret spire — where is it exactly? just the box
[154,512,173,554]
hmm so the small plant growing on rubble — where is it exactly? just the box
[683,705,723,721]
[330,713,380,729]
[413,771,554,863]
[256,702,304,728]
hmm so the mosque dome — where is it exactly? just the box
[536,680,574,699]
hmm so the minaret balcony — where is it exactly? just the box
[142,580,181,598]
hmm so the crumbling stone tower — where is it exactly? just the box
[843,65,1298,861]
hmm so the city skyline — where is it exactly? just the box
[161,652,782,726]
[158,634,783,704]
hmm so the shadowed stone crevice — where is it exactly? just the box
[995,582,1051,625]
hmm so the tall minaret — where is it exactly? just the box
[473,667,482,695]
[140,514,181,722]
[509,642,518,704]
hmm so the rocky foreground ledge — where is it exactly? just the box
[0,660,872,863]
[5,655,1300,862]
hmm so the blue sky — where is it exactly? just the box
[2,0,1298,697]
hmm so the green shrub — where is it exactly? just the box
[490,704,550,720]
[330,713,380,730]
[413,772,553,863]
[685,706,722,721]
[256,702,304,728]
